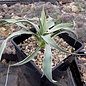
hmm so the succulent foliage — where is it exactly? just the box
[0,7,77,85]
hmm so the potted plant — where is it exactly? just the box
[0,8,83,86]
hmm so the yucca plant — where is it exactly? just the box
[0,7,77,85]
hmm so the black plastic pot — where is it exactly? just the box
[70,51,86,86]
[2,53,17,62]
[11,29,83,86]
[70,58,83,86]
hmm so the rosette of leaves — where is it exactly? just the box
[0,8,77,85]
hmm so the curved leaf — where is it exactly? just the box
[0,19,28,30]
[17,19,40,33]
[10,47,40,66]
[48,23,73,33]
[46,16,55,29]
[48,23,78,38]
[0,40,7,60]
[0,30,34,61]
[51,30,68,37]
[41,34,76,55]
[27,17,39,21]
[43,44,57,83]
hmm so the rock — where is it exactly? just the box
[62,7,72,13]
[70,2,75,7]
[60,14,74,23]
[0,27,6,32]
[58,55,63,58]
[2,4,8,8]
[0,16,3,19]
[72,5,79,12]
[0,35,5,40]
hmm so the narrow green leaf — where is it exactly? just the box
[43,44,57,83]
[48,23,73,33]
[0,40,7,60]
[27,17,39,21]
[17,19,40,33]
[40,7,47,33]
[6,30,34,40]
[42,34,76,54]
[48,23,78,38]
[0,19,28,30]
[51,30,67,37]
[0,19,15,23]
[10,47,40,66]
[40,7,45,26]
[0,30,34,61]
[46,16,55,29]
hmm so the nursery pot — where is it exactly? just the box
[70,57,83,86]
[11,28,83,86]
[2,54,17,62]
[70,51,86,86]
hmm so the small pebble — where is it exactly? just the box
[72,5,79,13]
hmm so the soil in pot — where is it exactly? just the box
[18,35,75,72]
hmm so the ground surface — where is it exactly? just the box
[0,0,86,86]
